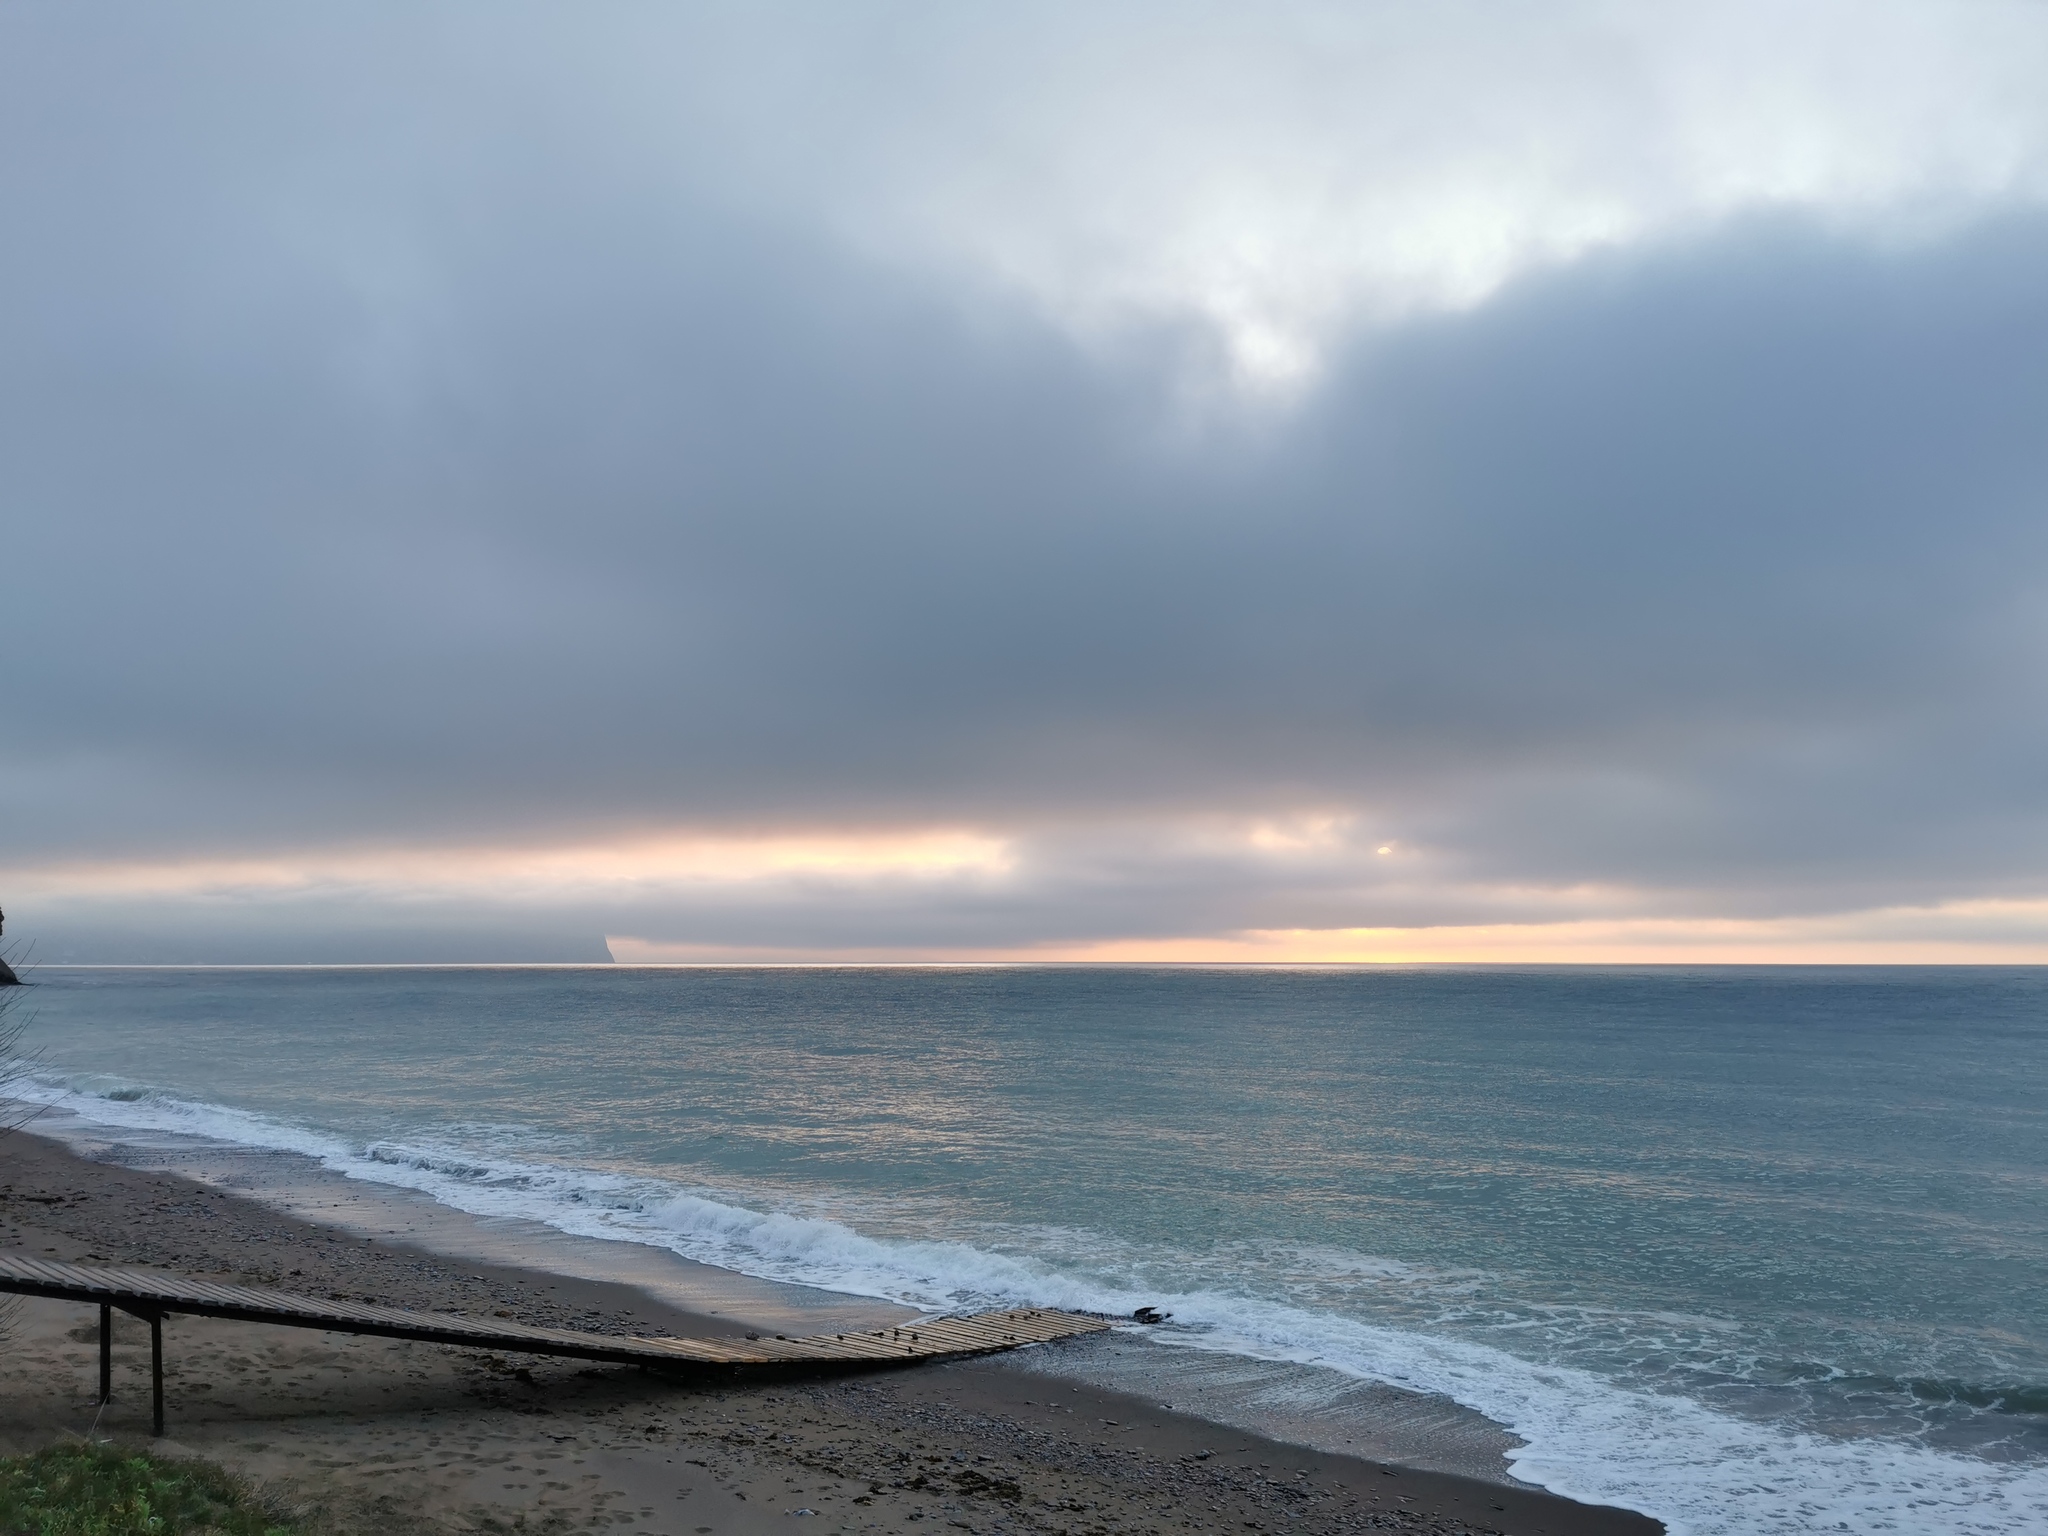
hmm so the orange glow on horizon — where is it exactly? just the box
[607,900,2048,966]
[14,824,2048,966]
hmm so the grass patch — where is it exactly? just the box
[0,1442,294,1536]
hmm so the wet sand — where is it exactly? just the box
[1,1130,1661,1535]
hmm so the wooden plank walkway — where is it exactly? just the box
[0,1253,1110,1436]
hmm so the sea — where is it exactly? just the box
[6,964,2046,1535]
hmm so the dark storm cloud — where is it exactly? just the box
[5,4,2048,956]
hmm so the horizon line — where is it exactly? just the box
[24,960,2048,972]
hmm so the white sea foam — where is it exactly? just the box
[21,1072,2048,1536]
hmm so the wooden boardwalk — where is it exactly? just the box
[0,1254,1110,1436]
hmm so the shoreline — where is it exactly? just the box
[17,1104,921,1337]
[18,1103,1535,1483]
[1,1127,1663,1534]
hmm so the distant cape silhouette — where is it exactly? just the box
[0,907,19,984]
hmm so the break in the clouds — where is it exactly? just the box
[5,2,2048,962]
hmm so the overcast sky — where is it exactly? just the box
[6,1,2048,962]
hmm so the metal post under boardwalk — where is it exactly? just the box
[98,1303,111,1405]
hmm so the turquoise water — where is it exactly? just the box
[12,965,2048,1533]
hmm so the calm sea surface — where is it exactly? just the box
[12,965,2048,1534]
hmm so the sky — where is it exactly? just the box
[6,0,2048,964]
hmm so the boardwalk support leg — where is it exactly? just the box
[150,1312,163,1437]
[99,1304,111,1405]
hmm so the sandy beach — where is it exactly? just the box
[1,1130,1660,1536]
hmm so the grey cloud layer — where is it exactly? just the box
[5,5,2048,956]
